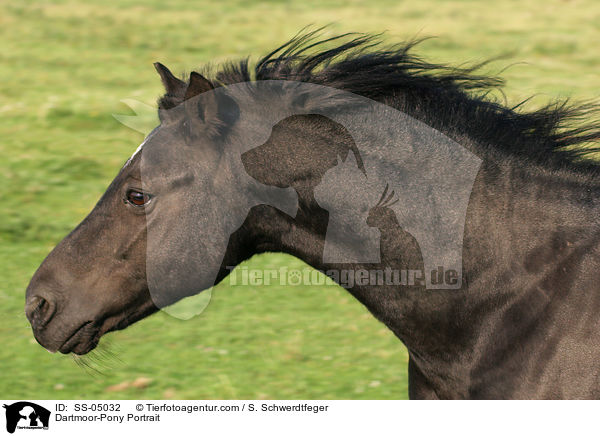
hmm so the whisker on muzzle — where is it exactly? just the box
[71,339,122,376]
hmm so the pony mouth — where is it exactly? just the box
[58,321,101,355]
[55,300,158,355]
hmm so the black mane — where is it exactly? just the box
[159,30,600,171]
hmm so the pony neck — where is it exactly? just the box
[242,149,600,398]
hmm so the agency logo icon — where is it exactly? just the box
[2,402,50,434]
[115,79,481,320]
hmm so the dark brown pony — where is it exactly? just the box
[26,32,600,398]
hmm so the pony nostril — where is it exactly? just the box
[25,295,57,329]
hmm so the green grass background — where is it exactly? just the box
[1,0,599,399]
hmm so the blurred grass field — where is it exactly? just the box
[1,0,599,399]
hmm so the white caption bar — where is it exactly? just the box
[0,400,595,436]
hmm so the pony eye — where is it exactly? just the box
[126,189,152,207]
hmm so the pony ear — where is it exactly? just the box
[183,72,218,130]
[153,62,186,95]
[183,72,239,138]
[184,72,214,100]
